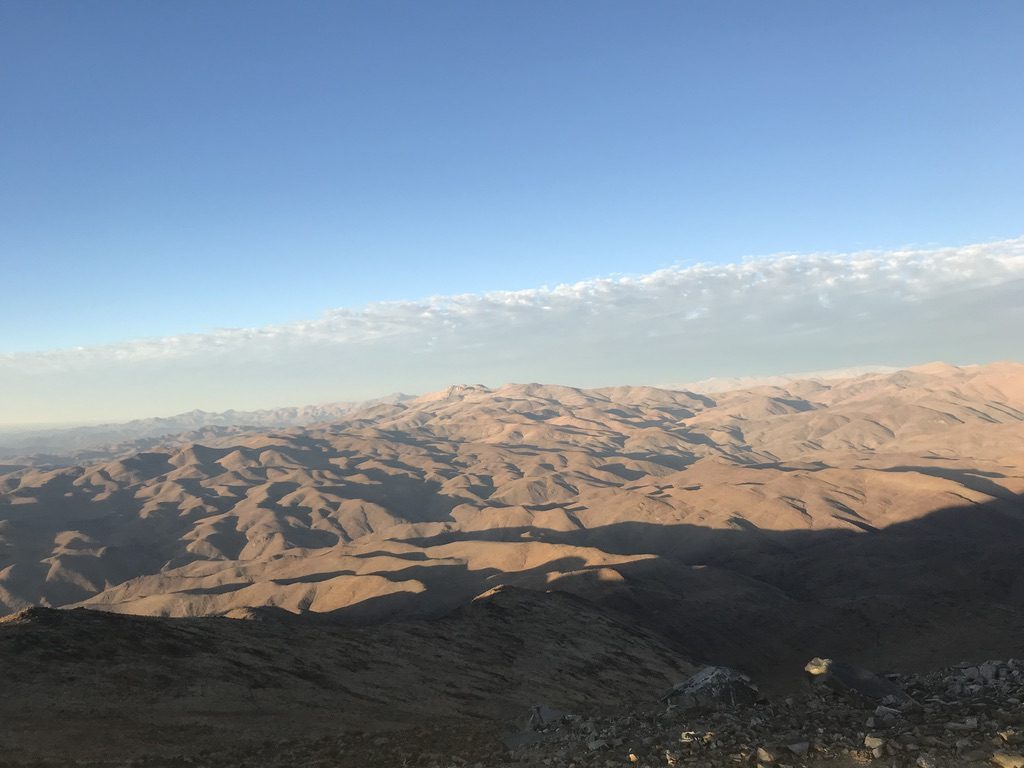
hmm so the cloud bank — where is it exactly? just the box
[4,238,1023,424]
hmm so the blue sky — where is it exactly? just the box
[1,2,1023,422]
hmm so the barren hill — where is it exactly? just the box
[1,362,1023,676]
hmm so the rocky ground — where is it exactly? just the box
[500,659,1024,768]
[5,657,1021,768]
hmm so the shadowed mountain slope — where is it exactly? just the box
[0,586,690,762]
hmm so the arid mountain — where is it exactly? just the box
[1,362,1023,678]
[0,392,413,464]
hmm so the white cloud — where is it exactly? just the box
[3,238,1023,423]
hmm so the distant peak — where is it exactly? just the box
[416,384,492,403]
[447,384,490,395]
[905,361,963,375]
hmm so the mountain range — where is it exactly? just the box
[2,362,1022,678]
[0,393,413,464]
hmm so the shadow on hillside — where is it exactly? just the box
[323,491,1024,680]
[880,465,1016,500]
[3,451,1023,682]
[0,452,475,608]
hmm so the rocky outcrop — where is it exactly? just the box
[804,656,910,702]
[505,658,1024,768]
[660,665,760,709]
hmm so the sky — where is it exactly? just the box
[1,2,1023,424]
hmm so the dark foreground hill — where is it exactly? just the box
[0,587,690,765]
[3,587,1023,768]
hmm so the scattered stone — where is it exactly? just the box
[502,657,1024,768]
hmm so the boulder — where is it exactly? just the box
[755,746,776,763]
[787,742,810,756]
[660,665,760,709]
[804,657,910,702]
[527,704,564,728]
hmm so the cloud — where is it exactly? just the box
[3,238,1023,423]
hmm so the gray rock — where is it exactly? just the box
[660,666,759,709]
[962,748,991,762]
[787,742,809,756]
[528,704,564,728]
[805,657,910,702]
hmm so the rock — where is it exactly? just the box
[992,753,1024,768]
[804,657,909,702]
[528,704,564,728]
[949,719,980,731]
[864,735,885,749]
[587,739,608,751]
[916,755,937,768]
[787,742,809,756]
[755,746,776,763]
[660,666,759,709]
[963,749,991,762]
